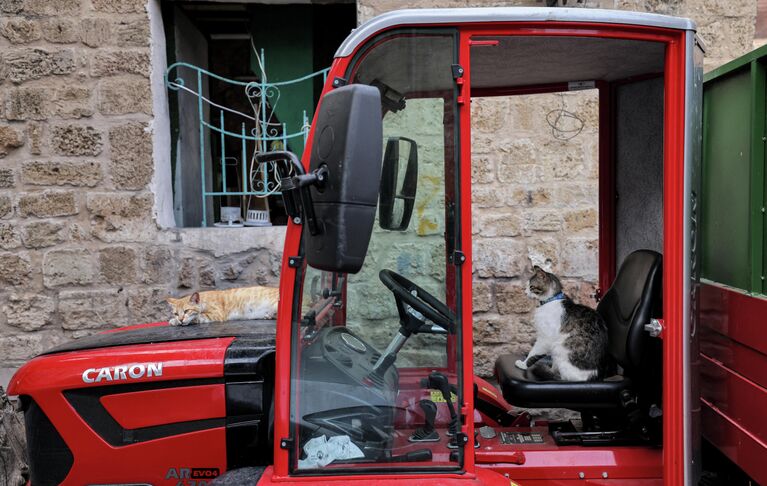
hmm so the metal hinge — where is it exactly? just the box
[450,250,466,265]
[332,77,347,88]
[455,432,469,446]
[644,318,663,338]
[280,438,294,450]
[451,64,464,80]
[288,256,303,268]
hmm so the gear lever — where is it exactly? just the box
[409,399,439,442]
[421,372,459,436]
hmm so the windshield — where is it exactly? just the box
[288,30,463,474]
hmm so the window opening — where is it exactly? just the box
[162,2,355,227]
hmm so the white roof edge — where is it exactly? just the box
[335,7,696,58]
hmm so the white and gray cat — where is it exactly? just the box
[515,266,612,381]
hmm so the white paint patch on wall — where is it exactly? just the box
[148,0,176,228]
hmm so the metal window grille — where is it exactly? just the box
[165,49,329,227]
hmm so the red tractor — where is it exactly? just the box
[8,7,720,485]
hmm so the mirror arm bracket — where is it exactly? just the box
[255,151,328,236]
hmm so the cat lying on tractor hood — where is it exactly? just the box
[166,286,279,326]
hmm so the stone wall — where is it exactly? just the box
[0,0,284,376]
[0,0,760,380]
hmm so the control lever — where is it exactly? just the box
[421,372,459,436]
[409,400,439,442]
[389,449,432,463]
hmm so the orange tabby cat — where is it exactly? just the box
[166,286,279,326]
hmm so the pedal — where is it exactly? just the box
[409,428,439,442]
[409,399,439,443]
[479,426,496,439]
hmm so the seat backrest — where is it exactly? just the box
[596,250,662,374]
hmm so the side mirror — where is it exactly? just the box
[379,137,418,231]
[305,84,383,273]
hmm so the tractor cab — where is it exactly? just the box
[268,7,702,486]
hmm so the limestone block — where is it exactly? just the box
[59,288,128,330]
[21,220,65,248]
[92,0,146,14]
[18,190,77,217]
[234,251,280,286]
[473,238,526,278]
[0,196,11,218]
[98,77,152,115]
[0,125,23,158]
[90,50,150,77]
[109,122,152,189]
[22,0,81,16]
[3,48,75,84]
[41,18,79,44]
[0,252,31,285]
[495,281,534,315]
[5,87,46,120]
[44,248,96,287]
[684,0,755,19]
[177,256,195,289]
[0,168,14,188]
[21,160,101,187]
[140,246,171,284]
[127,287,168,323]
[563,208,597,233]
[472,279,495,313]
[695,15,755,64]
[554,182,598,208]
[472,97,512,134]
[86,192,154,243]
[1,18,41,44]
[473,211,522,237]
[560,238,598,280]
[509,186,554,208]
[3,293,54,331]
[498,162,547,185]
[198,260,216,288]
[115,18,150,46]
[474,315,514,345]
[0,331,66,361]
[51,85,94,119]
[68,221,90,241]
[26,122,42,154]
[473,185,511,208]
[523,210,562,233]
[527,237,560,270]
[87,192,152,219]
[51,124,102,156]
[80,18,110,48]
[0,222,21,249]
[99,246,137,283]
[0,0,22,13]
[471,155,496,184]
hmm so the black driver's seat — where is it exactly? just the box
[495,250,663,415]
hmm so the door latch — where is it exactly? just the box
[644,318,663,338]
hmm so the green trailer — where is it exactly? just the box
[700,44,767,485]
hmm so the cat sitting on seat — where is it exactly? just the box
[515,266,612,381]
[166,286,279,326]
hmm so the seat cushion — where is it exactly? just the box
[495,354,632,410]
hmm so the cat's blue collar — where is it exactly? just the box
[540,292,566,306]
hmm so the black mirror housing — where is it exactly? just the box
[379,137,418,231]
[305,84,383,273]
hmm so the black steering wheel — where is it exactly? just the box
[379,269,456,334]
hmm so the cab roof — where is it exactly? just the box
[335,7,697,58]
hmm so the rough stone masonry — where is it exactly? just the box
[0,0,760,383]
